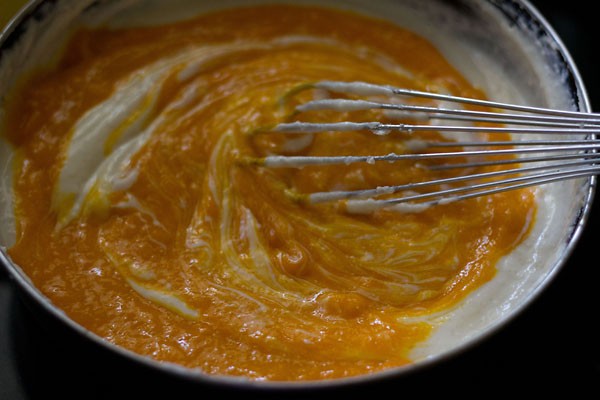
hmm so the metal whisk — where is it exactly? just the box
[250,81,600,210]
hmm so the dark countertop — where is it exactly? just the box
[1,1,599,398]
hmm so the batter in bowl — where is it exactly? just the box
[3,4,535,381]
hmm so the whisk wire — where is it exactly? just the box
[252,81,599,208]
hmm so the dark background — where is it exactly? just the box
[1,1,599,398]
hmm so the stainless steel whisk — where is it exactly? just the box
[251,81,600,209]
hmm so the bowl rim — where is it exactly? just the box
[0,0,596,390]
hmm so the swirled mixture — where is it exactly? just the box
[4,5,535,380]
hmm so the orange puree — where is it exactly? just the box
[4,5,535,381]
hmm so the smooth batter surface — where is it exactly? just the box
[4,5,535,381]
